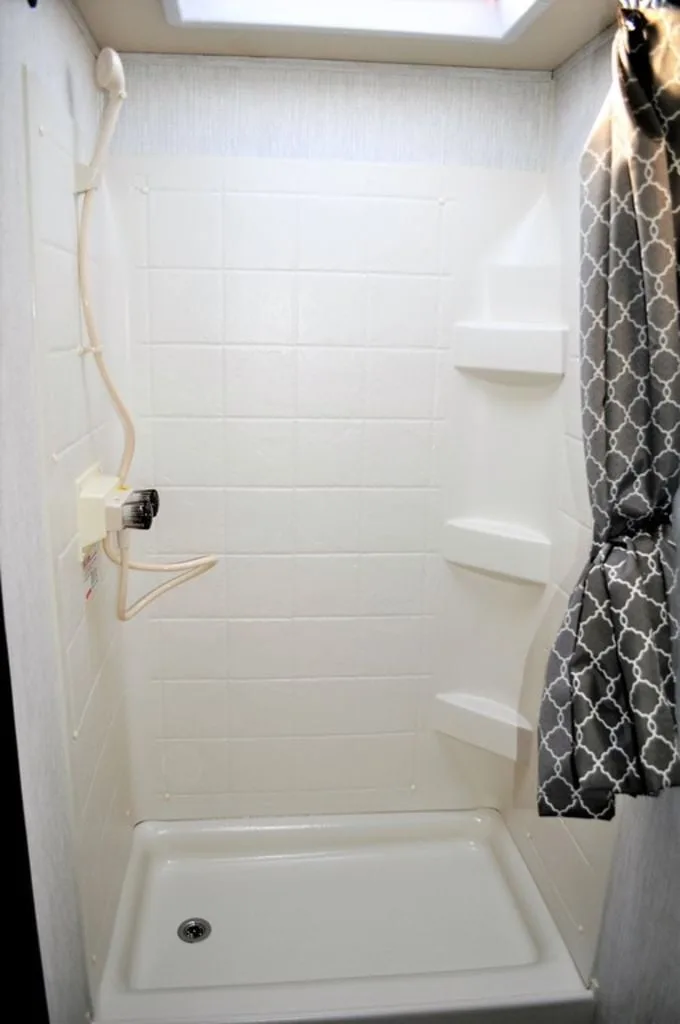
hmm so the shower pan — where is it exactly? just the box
[98,812,591,1024]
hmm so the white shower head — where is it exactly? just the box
[95,48,126,98]
[84,48,127,189]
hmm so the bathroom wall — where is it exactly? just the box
[507,30,618,982]
[111,55,562,821]
[0,0,133,1003]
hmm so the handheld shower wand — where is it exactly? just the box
[77,48,217,620]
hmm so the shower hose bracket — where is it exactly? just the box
[74,162,100,194]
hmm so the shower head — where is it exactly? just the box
[83,48,127,191]
[95,48,126,98]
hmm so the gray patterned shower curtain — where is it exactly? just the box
[538,9,680,820]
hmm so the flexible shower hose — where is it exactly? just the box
[77,88,217,621]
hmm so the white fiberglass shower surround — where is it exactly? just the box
[1,1,621,1023]
[80,54,589,1019]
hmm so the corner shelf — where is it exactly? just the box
[442,517,552,585]
[430,692,532,762]
[453,322,566,380]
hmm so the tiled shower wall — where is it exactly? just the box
[25,52,135,994]
[112,56,558,820]
[0,0,133,1006]
[507,31,618,981]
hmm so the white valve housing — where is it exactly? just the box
[77,465,131,553]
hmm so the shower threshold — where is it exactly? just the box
[96,810,593,1024]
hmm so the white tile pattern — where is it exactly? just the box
[106,51,615,989]
[21,44,134,1001]
[505,31,619,983]
[122,160,451,813]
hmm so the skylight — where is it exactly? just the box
[162,0,555,42]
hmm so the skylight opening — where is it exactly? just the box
[163,0,554,43]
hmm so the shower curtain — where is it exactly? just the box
[538,9,680,820]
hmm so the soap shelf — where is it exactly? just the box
[442,517,551,585]
[453,321,566,380]
[430,692,532,762]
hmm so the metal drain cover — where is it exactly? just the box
[177,918,212,943]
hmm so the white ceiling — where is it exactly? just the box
[74,0,617,71]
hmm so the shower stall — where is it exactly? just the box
[0,1,632,1022]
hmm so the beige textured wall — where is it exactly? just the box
[594,789,680,1023]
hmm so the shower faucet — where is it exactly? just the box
[77,470,159,546]
[121,490,160,531]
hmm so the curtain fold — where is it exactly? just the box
[538,10,680,820]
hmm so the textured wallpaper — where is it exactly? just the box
[553,29,614,164]
[116,54,553,171]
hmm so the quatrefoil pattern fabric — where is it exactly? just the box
[538,11,680,820]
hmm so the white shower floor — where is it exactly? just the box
[97,811,593,1024]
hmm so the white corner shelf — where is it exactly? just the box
[430,692,532,762]
[453,322,566,379]
[442,517,552,585]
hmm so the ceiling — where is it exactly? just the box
[74,0,617,71]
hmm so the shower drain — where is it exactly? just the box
[177,918,212,943]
